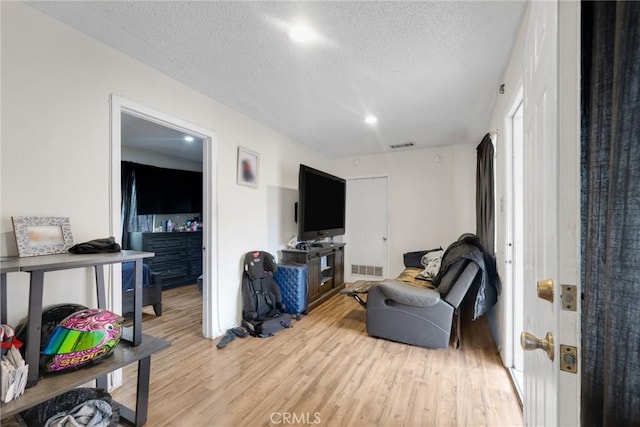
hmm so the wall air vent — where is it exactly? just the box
[389,142,415,149]
[351,264,383,278]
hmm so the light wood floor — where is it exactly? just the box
[112,284,523,427]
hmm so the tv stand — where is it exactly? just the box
[280,243,345,311]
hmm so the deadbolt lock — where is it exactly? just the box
[537,279,554,303]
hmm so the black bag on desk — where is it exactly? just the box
[241,251,292,337]
[68,236,121,254]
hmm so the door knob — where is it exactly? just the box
[382,236,388,241]
[521,331,554,361]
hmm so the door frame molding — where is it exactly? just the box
[109,95,220,340]
[556,1,581,423]
[503,85,524,371]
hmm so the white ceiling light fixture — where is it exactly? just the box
[364,115,378,125]
[288,24,318,43]
[184,136,195,142]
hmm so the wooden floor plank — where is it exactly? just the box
[112,284,523,426]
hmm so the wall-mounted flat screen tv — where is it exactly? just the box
[297,164,346,241]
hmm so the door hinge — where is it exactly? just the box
[560,345,578,373]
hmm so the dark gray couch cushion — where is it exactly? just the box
[379,279,441,307]
[444,262,480,309]
[437,259,469,295]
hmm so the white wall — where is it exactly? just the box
[0,2,331,331]
[486,5,530,363]
[332,144,477,277]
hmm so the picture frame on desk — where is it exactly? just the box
[237,146,259,188]
[11,216,74,257]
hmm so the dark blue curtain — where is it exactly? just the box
[581,1,640,425]
[121,161,135,249]
[121,161,154,249]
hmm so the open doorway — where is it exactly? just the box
[109,95,220,339]
[120,112,203,311]
[505,89,524,402]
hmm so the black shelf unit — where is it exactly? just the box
[0,251,171,426]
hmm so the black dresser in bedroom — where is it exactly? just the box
[128,231,202,288]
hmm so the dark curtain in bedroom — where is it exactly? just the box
[121,162,135,249]
[581,1,640,425]
[121,161,154,249]
[476,133,495,255]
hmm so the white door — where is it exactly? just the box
[521,1,580,425]
[345,177,388,283]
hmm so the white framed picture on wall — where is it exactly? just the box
[237,146,259,188]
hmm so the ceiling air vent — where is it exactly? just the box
[389,142,415,149]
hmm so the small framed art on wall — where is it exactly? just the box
[237,146,259,188]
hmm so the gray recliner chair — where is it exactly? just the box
[365,259,480,348]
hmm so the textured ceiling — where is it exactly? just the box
[29,1,527,158]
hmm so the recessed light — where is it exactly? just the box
[289,24,318,43]
[364,115,378,125]
[184,136,194,142]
